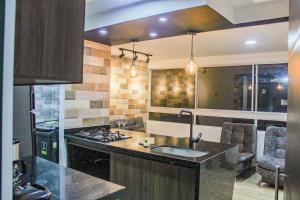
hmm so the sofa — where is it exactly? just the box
[257,126,286,186]
[221,122,257,175]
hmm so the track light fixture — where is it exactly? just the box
[146,55,150,64]
[118,48,152,63]
[130,41,138,78]
[119,50,125,58]
[118,40,153,78]
[133,53,138,61]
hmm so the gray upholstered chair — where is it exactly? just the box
[110,117,145,132]
[125,117,145,132]
[221,122,257,175]
[257,126,286,186]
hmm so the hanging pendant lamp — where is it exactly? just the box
[130,41,138,78]
[185,32,197,75]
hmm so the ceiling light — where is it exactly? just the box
[146,56,150,64]
[158,17,168,22]
[185,32,197,75]
[130,41,139,78]
[150,32,158,38]
[119,50,125,58]
[99,29,108,35]
[245,40,257,45]
[130,62,138,78]
[133,53,138,61]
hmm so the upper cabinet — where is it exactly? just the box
[14,0,85,85]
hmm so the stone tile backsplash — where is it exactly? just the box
[64,41,149,129]
[109,56,148,124]
[64,41,111,129]
[151,69,195,108]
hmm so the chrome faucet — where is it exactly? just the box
[178,110,202,148]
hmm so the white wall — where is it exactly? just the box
[2,0,16,199]
[149,51,288,69]
[147,120,266,159]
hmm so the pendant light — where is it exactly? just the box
[130,41,138,78]
[185,32,197,75]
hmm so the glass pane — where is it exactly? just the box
[196,116,254,126]
[34,85,60,123]
[149,112,191,124]
[257,63,288,113]
[257,120,287,131]
[151,69,195,108]
[197,66,252,110]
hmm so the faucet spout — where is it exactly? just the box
[178,110,199,148]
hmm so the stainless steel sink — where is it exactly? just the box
[151,146,209,158]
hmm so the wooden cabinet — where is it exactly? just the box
[14,0,85,85]
[110,153,197,200]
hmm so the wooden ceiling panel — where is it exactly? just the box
[84,6,234,46]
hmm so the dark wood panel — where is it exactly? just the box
[110,153,150,200]
[110,153,196,200]
[85,6,233,46]
[286,0,300,199]
[14,0,85,85]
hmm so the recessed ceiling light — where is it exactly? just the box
[245,40,257,45]
[150,32,158,37]
[99,29,108,35]
[158,17,168,22]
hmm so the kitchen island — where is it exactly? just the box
[20,156,125,200]
[65,130,239,200]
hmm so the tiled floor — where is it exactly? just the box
[233,172,284,200]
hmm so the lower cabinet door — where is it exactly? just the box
[110,153,196,200]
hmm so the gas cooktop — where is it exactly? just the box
[72,129,131,143]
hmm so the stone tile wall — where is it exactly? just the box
[110,56,148,123]
[151,69,195,108]
[64,41,111,129]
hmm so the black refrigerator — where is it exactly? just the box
[13,86,59,162]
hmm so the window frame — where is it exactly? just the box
[148,62,288,127]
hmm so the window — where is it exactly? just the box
[197,66,253,111]
[196,116,254,126]
[257,64,288,113]
[149,112,191,124]
[257,120,287,131]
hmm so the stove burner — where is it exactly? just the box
[73,129,130,143]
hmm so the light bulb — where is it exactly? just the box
[185,59,197,75]
[130,63,138,78]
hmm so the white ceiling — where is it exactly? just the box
[85,0,288,31]
[111,22,288,61]
[86,0,150,17]
[230,0,281,8]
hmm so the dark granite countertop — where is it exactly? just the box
[65,130,238,168]
[20,156,126,200]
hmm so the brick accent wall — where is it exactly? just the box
[64,41,111,129]
[151,69,195,108]
[110,56,148,123]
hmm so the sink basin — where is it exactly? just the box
[151,146,209,158]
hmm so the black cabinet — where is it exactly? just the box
[67,144,110,181]
[14,0,85,85]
